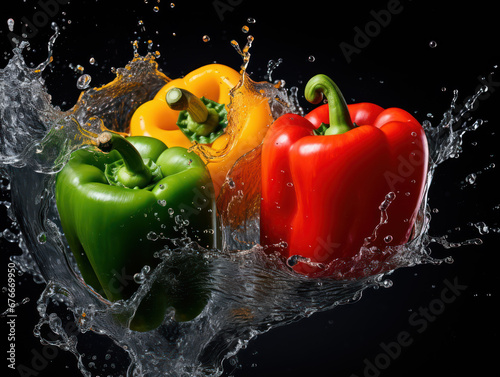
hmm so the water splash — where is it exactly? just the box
[0,30,496,377]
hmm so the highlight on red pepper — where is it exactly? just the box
[260,74,429,279]
[55,132,216,331]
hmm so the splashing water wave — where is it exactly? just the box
[0,33,493,376]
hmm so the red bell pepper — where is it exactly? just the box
[260,74,428,279]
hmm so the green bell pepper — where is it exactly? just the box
[55,131,216,331]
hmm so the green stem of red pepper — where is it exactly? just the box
[97,131,153,189]
[304,74,354,135]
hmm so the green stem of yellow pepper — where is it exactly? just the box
[166,88,223,137]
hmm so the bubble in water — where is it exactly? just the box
[76,74,92,90]
[429,40,438,48]
[170,2,175,7]
[384,235,393,243]
[308,55,316,62]
[153,6,159,12]
[247,17,256,24]
[89,57,96,65]
[242,25,249,33]
[202,35,210,42]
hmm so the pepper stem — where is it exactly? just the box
[97,132,152,189]
[166,88,221,137]
[304,74,353,135]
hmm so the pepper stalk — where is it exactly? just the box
[97,131,161,190]
[304,74,354,136]
[166,87,228,144]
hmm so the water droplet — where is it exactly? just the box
[76,74,92,90]
[474,222,489,235]
[2,228,18,243]
[381,279,393,288]
[202,35,210,42]
[465,173,477,185]
[384,235,393,243]
[286,182,294,187]
[89,57,96,65]
[247,17,256,24]
[132,40,140,57]
[170,2,175,7]
[153,6,159,12]
[133,273,146,284]
[147,231,159,241]
[157,199,167,207]
[308,55,316,62]
[287,255,301,267]
[266,58,283,82]
[7,18,15,32]
[37,232,47,244]
[168,208,175,216]
[242,25,249,33]
[429,40,437,48]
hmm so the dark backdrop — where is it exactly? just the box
[1,1,499,376]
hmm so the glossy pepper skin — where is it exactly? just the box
[55,132,216,331]
[129,64,273,198]
[130,64,240,150]
[260,74,428,279]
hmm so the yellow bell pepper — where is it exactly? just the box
[129,64,273,198]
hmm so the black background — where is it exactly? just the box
[1,0,499,376]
